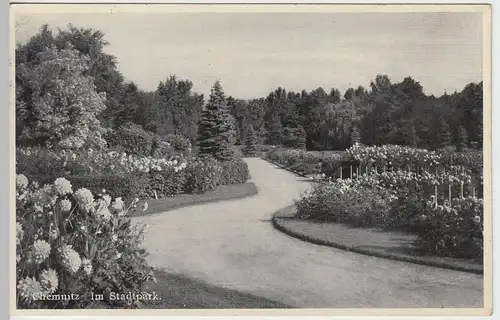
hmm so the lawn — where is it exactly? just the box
[132,182,258,217]
[141,269,289,309]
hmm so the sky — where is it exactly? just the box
[14,9,484,99]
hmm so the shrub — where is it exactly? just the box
[163,134,192,157]
[415,197,483,260]
[16,174,155,309]
[295,176,397,227]
[184,157,222,194]
[220,159,250,185]
[106,123,155,157]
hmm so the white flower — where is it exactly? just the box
[474,215,481,224]
[40,268,59,293]
[58,199,72,212]
[58,244,81,273]
[32,240,51,264]
[102,194,112,206]
[16,222,23,246]
[74,188,95,212]
[17,277,43,301]
[111,197,125,213]
[82,258,92,276]
[143,201,148,212]
[54,177,73,195]
[16,174,29,189]
[99,206,112,220]
[34,184,56,207]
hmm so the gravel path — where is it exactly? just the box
[132,157,483,308]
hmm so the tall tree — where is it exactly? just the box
[197,81,234,160]
[242,124,258,156]
[16,45,107,149]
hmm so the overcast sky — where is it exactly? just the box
[15,10,483,99]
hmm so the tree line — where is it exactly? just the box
[16,24,483,155]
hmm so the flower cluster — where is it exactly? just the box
[416,196,483,259]
[15,174,155,309]
[16,146,188,176]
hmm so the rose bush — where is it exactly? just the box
[295,175,397,227]
[184,157,222,194]
[416,196,483,260]
[219,158,250,185]
[16,174,155,309]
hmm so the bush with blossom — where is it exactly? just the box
[416,196,483,260]
[16,174,155,309]
[264,148,344,176]
[17,146,188,176]
[184,157,223,194]
[16,45,108,150]
[295,175,397,227]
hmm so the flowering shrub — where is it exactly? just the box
[106,122,177,158]
[264,149,344,176]
[184,157,222,194]
[17,147,188,176]
[416,196,483,260]
[220,159,250,185]
[295,176,397,227]
[16,175,155,308]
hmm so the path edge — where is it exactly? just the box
[271,207,483,275]
[133,183,259,217]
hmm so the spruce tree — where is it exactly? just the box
[197,81,235,160]
[243,124,258,156]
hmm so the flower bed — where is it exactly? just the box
[16,174,155,309]
[288,144,484,260]
[264,148,345,176]
[17,147,251,201]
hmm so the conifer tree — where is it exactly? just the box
[243,124,258,156]
[197,81,235,160]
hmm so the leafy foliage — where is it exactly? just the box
[220,159,250,185]
[16,45,107,150]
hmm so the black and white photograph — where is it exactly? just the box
[11,3,491,315]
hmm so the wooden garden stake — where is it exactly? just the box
[154,190,158,200]
[434,186,438,208]
[460,181,464,198]
[350,165,353,178]
[340,165,343,179]
[472,186,475,198]
[448,184,452,205]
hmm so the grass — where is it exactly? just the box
[272,205,483,275]
[132,183,258,217]
[140,269,290,309]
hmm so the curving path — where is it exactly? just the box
[132,158,483,308]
